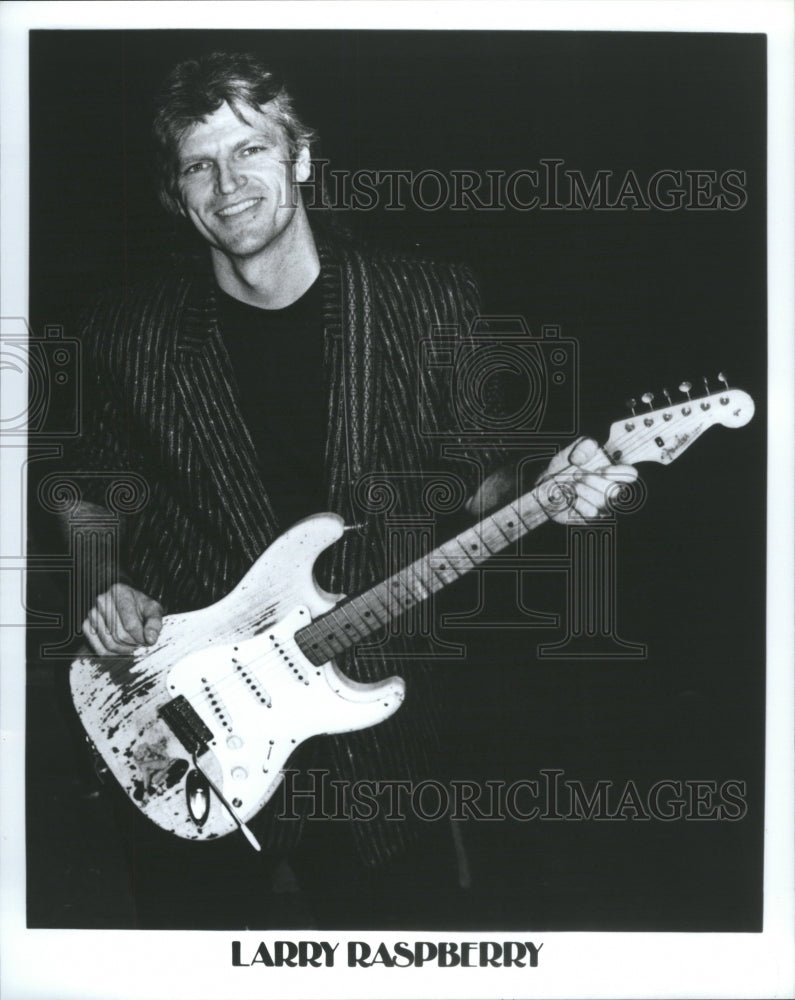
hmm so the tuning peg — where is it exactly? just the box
[626,397,637,417]
[702,376,711,395]
[717,371,731,406]
[662,388,672,406]
[678,381,692,401]
[641,392,655,410]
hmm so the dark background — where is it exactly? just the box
[27,30,766,930]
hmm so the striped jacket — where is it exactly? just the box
[71,237,505,862]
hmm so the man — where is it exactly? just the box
[69,52,636,928]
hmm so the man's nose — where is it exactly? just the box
[214,159,244,196]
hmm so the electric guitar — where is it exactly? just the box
[70,381,754,849]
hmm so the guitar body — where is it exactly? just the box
[70,513,405,841]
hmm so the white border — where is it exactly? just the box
[1,3,793,999]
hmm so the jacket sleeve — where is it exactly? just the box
[59,293,145,598]
[66,295,138,494]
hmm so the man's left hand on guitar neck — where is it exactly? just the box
[466,437,638,524]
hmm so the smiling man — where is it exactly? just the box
[170,100,317,305]
[68,52,635,929]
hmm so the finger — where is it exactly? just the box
[81,615,108,657]
[537,478,579,517]
[541,438,585,478]
[608,463,638,482]
[572,497,605,520]
[568,437,599,467]
[86,606,131,655]
[579,473,639,515]
[96,590,138,646]
[566,480,610,519]
[111,586,149,646]
[139,597,164,645]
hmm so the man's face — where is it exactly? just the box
[176,101,311,261]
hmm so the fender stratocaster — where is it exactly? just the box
[70,382,754,848]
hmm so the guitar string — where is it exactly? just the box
[105,500,527,708]
[154,496,545,709]
[99,440,616,705]
[95,430,652,717]
[100,398,733,724]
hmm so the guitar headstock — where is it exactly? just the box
[604,376,755,466]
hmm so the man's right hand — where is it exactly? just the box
[82,583,164,655]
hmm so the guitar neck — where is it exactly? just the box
[294,486,552,666]
[294,383,756,666]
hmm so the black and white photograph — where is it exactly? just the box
[1,2,792,999]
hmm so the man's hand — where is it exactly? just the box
[82,583,164,655]
[534,437,637,525]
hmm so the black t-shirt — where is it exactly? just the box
[215,278,327,527]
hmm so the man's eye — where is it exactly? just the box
[182,162,209,176]
[241,145,268,156]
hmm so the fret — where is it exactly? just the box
[317,626,347,657]
[349,593,386,629]
[436,540,473,577]
[366,585,392,620]
[413,552,441,595]
[473,524,500,555]
[515,494,546,533]
[511,501,535,534]
[488,513,515,546]
[334,601,368,642]
[295,484,552,657]
[427,554,460,587]
[346,597,374,634]
[403,561,431,602]
[383,575,415,616]
[452,535,480,568]
[296,618,328,661]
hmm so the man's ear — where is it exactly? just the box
[294,145,311,184]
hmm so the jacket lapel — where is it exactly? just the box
[318,241,380,522]
[170,242,378,569]
[173,273,278,564]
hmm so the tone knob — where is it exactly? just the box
[231,766,248,781]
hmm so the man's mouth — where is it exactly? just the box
[216,197,262,218]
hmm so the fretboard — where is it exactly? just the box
[294,488,550,666]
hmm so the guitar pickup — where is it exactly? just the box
[158,695,214,756]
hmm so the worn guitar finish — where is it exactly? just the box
[70,514,405,844]
[71,384,754,845]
